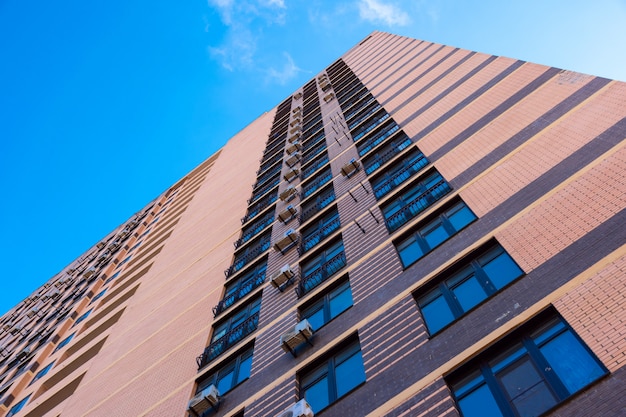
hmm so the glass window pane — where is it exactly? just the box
[237,353,253,384]
[420,292,455,334]
[305,306,325,332]
[482,252,523,290]
[457,383,504,417]
[329,285,353,319]
[304,378,330,413]
[335,350,366,398]
[422,220,449,249]
[447,204,476,231]
[217,368,235,393]
[540,331,605,394]
[398,237,424,267]
[497,357,557,417]
[451,274,488,312]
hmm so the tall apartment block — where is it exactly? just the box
[1,31,625,417]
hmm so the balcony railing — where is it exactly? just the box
[213,272,266,317]
[372,153,428,198]
[300,217,341,253]
[301,188,336,223]
[226,236,271,277]
[301,154,329,180]
[242,191,278,224]
[249,176,280,204]
[342,94,376,121]
[352,112,391,142]
[347,103,383,130]
[258,152,283,174]
[357,122,401,157]
[235,212,274,248]
[254,162,282,189]
[302,113,322,132]
[302,131,325,152]
[364,135,414,175]
[297,252,347,297]
[196,312,260,368]
[302,169,332,200]
[302,141,327,165]
[385,180,451,232]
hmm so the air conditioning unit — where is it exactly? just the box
[280,319,314,355]
[292,106,302,114]
[96,241,106,249]
[286,142,302,155]
[270,264,295,289]
[279,186,298,202]
[50,289,61,300]
[293,92,302,100]
[288,133,301,144]
[26,307,39,318]
[341,159,361,178]
[290,118,301,127]
[284,168,300,183]
[67,268,76,275]
[323,92,335,103]
[107,240,121,251]
[278,205,298,224]
[16,347,30,361]
[83,267,97,279]
[11,324,23,335]
[188,384,220,415]
[285,153,300,168]
[276,399,314,417]
[274,229,299,254]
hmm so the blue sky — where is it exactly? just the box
[1,0,625,315]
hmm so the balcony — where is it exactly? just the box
[302,141,327,165]
[225,234,271,277]
[212,270,266,317]
[384,177,451,232]
[258,152,283,174]
[301,168,332,200]
[196,312,260,368]
[351,111,390,143]
[235,212,274,248]
[254,162,282,189]
[343,93,376,121]
[364,134,414,175]
[372,151,428,199]
[301,186,336,223]
[301,153,329,181]
[357,122,401,157]
[249,175,280,204]
[300,216,341,254]
[241,191,278,224]
[297,251,347,297]
[347,102,383,130]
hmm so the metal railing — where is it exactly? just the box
[347,103,383,130]
[297,251,347,296]
[357,123,400,157]
[196,312,260,368]
[249,176,280,204]
[300,217,341,253]
[226,236,271,277]
[213,272,266,316]
[241,192,278,224]
[235,212,274,248]
[372,152,428,198]
[258,152,283,174]
[385,179,451,232]
[254,163,282,189]
[343,94,376,121]
[351,112,391,142]
[301,170,332,199]
[301,154,329,180]
[301,188,336,223]
[302,141,327,165]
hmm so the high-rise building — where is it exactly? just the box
[1,31,625,417]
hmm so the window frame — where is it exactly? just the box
[196,345,254,396]
[415,243,524,335]
[300,277,353,332]
[448,310,608,417]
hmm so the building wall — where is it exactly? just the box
[0,31,624,417]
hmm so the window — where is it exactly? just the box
[7,394,31,417]
[382,170,451,232]
[368,147,427,194]
[116,255,132,269]
[54,333,75,353]
[227,232,271,277]
[300,184,336,224]
[449,311,607,417]
[214,263,267,316]
[196,347,253,396]
[90,289,106,304]
[298,240,347,296]
[198,298,261,367]
[72,309,92,327]
[30,361,55,385]
[301,279,353,331]
[396,201,476,268]
[415,244,524,335]
[104,271,120,285]
[356,120,401,157]
[300,339,366,413]
[301,152,329,180]
[301,207,341,253]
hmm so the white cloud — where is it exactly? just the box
[358,0,411,26]
[261,0,285,8]
[208,0,235,25]
[208,26,257,71]
[266,52,303,85]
